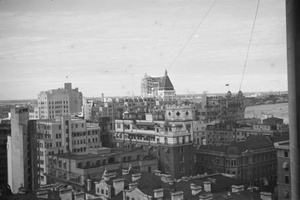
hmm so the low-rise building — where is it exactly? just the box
[45,148,158,189]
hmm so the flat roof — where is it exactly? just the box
[53,148,147,161]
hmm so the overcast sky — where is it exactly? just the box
[0,0,287,100]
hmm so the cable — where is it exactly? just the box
[239,0,261,91]
[168,0,218,70]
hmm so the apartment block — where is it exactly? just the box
[114,104,195,179]
[38,83,83,119]
[36,116,101,185]
[7,107,38,193]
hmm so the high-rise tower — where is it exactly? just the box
[7,107,38,193]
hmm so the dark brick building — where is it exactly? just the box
[195,135,278,192]
[0,123,11,186]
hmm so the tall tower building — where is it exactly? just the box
[141,74,161,97]
[141,70,176,101]
[7,107,38,193]
[157,70,176,101]
[38,83,83,119]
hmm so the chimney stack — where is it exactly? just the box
[154,188,164,199]
[231,185,244,193]
[129,182,138,190]
[260,192,272,200]
[132,173,142,182]
[203,181,211,192]
[87,179,92,191]
[190,183,202,195]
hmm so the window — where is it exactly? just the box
[180,166,185,172]
[179,156,184,163]
[164,137,168,144]
[231,160,237,166]
[165,156,169,163]
[285,175,290,184]
[179,147,184,153]
[284,151,289,157]
[165,165,170,172]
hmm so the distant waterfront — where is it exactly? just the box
[244,103,289,124]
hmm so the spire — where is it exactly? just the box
[159,70,174,91]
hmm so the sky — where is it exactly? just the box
[0,0,287,100]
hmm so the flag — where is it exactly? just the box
[225,84,229,86]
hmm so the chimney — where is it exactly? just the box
[129,182,138,190]
[132,173,142,182]
[170,191,184,200]
[160,174,171,183]
[154,188,164,199]
[87,179,92,191]
[199,193,213,200]
[260,192,272,200]
[113,178,125,196]
[190,183,202,195]
[203,181,211,192]
[231,185,244,193]
[74,191,85,200]
[155,170,162,176]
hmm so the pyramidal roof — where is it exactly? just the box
[159,69,174,90]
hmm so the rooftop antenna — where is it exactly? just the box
[239,0,261,91]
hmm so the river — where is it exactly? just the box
[244,103,289,124]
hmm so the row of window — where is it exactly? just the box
[72,137,98,145]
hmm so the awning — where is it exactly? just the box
[282,162,289,169]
